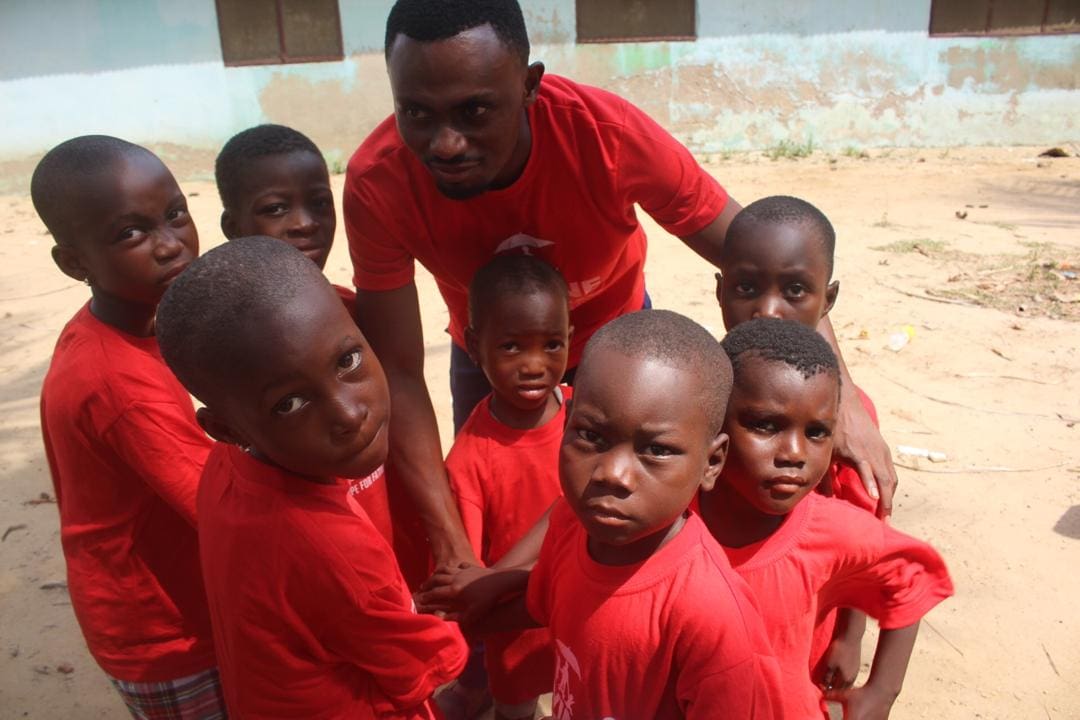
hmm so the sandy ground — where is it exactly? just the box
[1,146,1078,719]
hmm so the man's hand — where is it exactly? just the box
[833,386,898,518]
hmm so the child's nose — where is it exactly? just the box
[775,432,806,467]
[753,294,785,320]
[290,209,318,236]
[154,229,185,260]
[329,393,368,438]
[590,448,634,494]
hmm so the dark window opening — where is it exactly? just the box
[216,0,344,66]
[930,0,1079,36]
[577,0,696,43]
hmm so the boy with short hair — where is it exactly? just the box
[444,254,572,720]
[156,236,467,718]
[715,195,879,515]
[32,136,224,717]
[213,123,405,576]
[701,318,953,719]
[446,309,783,719]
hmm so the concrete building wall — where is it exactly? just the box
[1,0,1077,188]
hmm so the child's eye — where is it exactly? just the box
[499,342,519,352]
[402,106,428,121]
[273,395,306,416]
[463,103,489,119]
[751,420,777,433]
[735,282,756,295]
[545,340,564,351]
[311,195,334,211]
[117,227,146,243]
[337,349,362,374]
[259,202,288,216]
[644,443,675,457]
[576,428,602,446]
[166,207,189,223]
[807,425,832,440]
[786,283,808,297]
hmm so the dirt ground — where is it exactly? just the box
[1,146,1077,719]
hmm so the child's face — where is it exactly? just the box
[716,222,837,331]
[467,289,570,413]
[53,153,198,306]
[222,151,335,270]
[721,355,838,516]
[561,347,727,563]
[209,279,389,480]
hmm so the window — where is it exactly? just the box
[576,0,695,43]
[930,0,1079,36]
[216,0,344,66]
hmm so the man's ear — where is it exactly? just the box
[524,61,545,106]
[700,430,730,493]
[220,210,238,240]
[464,325,481,365]
[196,406,248,447]
[714,272,724,307]
[823,280,839,318]
[52,244,90,284]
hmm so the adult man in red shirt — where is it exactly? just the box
[344,0,897,572]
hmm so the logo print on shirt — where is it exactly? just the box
[348,465,384,496]
[553,639,581,720]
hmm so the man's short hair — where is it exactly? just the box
[724,195,837,276]
[468,254,568,328]
[721,317,840,385]
[582,309,733,433]
[156,235,327,404]
[385,0,530,64]
[30,135,150,246]
[215,124,324,210]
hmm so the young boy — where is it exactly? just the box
[714,195,880,516]
[155,235,467,718]
[443,254,572,720]
[700,318,953,719]
[714,195,884,688]
[214,123,419,584]
[445,310,783,719]
[32,136,224,717]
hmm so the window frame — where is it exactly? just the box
[928,0,1078,37]
[215,0,345,67]
[575,0,697,44]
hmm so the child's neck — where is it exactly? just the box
[90,289,157,337]
[246,446,338,485]
[699,482,789,548]
[588,514,687,566]
[489,387,561,430]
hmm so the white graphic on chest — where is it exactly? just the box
[494,233,554,256]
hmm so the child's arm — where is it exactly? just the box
[827,621,919,720]
[819,609,867,691]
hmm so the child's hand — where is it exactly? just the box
[414,564,501,626]
[826,684,898,720]
[819,633,862,692]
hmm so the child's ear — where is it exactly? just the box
[220,210,238,240]
[823,280,840,318]
[700,430,730,493]
[714,272,724,307]
[524,62,545,106]
[196,406,248,447]
[464,325,481,365]
[51,244,89,284]
[567,324,575,344]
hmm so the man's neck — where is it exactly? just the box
[489,109,533,191]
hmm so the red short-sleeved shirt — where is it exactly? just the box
[344,74,728,366]
[446,387,571,703]
[526,500,783,720]
[198,443,468,718]
[38,303,216,681]
[723,492,954,719]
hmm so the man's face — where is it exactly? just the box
[387,24,541,199]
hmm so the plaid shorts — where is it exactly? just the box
[110,667,227,719]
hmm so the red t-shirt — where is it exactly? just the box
[344,74,728,366]
[526,500,783,720]
[198,443,468,718]
[38,303,215,681]
[722,491,954,719]
[821,386,881,514]
[446,387,571,704]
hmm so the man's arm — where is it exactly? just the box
[355,283,478,568]
[825,622,920,720]
[680,200,899,517]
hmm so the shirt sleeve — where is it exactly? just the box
[525,499,572,627]
[613,100,729,238]
[683,654,783,720]
[343,163,417,291]
[102,399,212,527]
[821,513,955,629]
